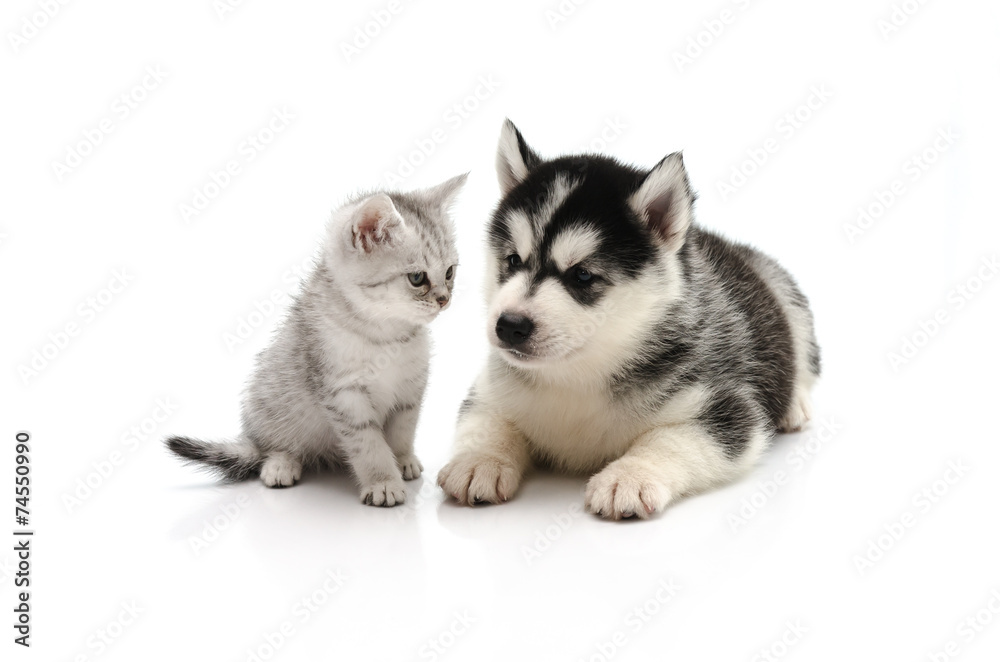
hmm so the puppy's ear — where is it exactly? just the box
[496,119,541,195]
[349,194,404,253]
[421,172,469,211]
[628,152,694,253]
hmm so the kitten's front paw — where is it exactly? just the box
[585,459,672,520]
[398,454,424,481]
[260,455,302,488]
[437,453,522,506]
[360,478,406,507]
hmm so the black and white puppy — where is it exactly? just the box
[438,120,821,520]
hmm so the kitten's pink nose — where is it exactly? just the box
[436,295,450,308]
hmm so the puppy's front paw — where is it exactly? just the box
[585,459,672,520]
[360,478,406,507]
[437,453,522,505]
[260,455,302,488]
[397,454,424,481]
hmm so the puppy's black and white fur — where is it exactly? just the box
[438,120,820,519]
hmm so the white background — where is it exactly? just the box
[3,0,1000,660]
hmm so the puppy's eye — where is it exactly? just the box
[572,265,593,284]
[446,266,455,280]
[407,272,427,287]
[507,254,522,269]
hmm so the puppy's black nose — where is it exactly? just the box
[496,313,534,346]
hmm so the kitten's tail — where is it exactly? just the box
[165,435,263,482]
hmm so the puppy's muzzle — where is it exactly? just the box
[495,313,534,347]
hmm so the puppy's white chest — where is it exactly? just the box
[504,383,632,472]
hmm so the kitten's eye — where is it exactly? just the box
[572,265,593,284]
[507,254,522,269]
[407,272,427,287]
[446,266,455,280]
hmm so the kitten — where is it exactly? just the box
[166,174,467,506]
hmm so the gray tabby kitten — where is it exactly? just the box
[166,174,467,506]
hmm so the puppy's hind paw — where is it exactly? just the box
[778,386,813,433]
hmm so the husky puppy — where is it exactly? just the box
[437,120,820,519]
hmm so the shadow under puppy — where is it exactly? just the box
[438,120,820,520]
[167,174,466,506]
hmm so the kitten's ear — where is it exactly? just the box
[496,119,541,196]
[349,194,403,254]
[628,152,695,253]
[421,172,469,211]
